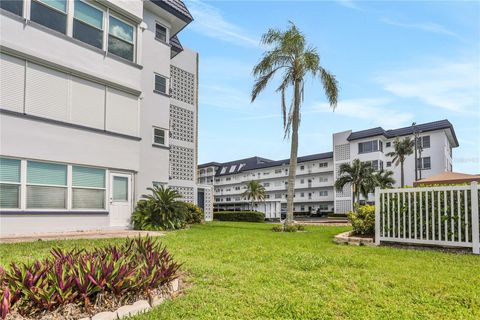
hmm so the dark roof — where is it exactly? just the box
[170,35,183,58]
[347,119,459,147]
[199,152,333,177]
[151,0,193,23]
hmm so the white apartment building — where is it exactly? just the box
[0,0,210,235]
[199,120,459,218]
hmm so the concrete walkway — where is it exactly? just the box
[0,229,164,243]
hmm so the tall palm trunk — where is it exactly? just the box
[286,80,301,225]
[400,161,405,187]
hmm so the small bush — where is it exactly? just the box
[214,211,265,222]
[272,224,305,232]
[181,202,204,225]
[348,205,375,236]
[132,185,203,231]
[0,237,179,318]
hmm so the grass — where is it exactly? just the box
[1,222,479,319]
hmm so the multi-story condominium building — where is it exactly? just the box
[199,120,458,218]
[0,0,208,235]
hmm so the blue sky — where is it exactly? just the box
[180,0,479,173]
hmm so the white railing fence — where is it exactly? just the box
[375,182,479,254]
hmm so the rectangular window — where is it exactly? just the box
[27,160,67,209]
[0,158,21,208]
[418,157,431,170]
[31,0,68,34]
[358,140,382,154]
[108,15,134,61]
[73,0,104,49]
[386,161,392,167]
[386,142,391,147]
[72,166,106,209]
[154,74,167,94]
[155,23,167,42]
[275,169,282,174]
[1,0,23,16]
[112,176,128,201]
[153,127,166,146]
[422,136,430,149]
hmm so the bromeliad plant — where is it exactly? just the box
[0,237,180,319]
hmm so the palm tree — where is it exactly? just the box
[373,170,396,189]
[242,180,266,211]
[251,22,338,225]
[386,137,414,187]
[334,159,374,209]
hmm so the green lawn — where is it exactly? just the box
[1,222,479,319]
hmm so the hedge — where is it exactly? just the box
[214,211,265,222]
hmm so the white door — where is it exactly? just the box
[109,173,132,228]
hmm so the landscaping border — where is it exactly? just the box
[334,231,375,246]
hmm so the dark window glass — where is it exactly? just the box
[154,128,165,145]
[386,161,391,167]
[154,75,167,93]
[155,23,167,42]
[423,157,431,169]
[30,0,67,34]
[386,142,391,147]
[422,136,430,148]
[73,20,103,49]
[108,36,133,61]
[1,0,23,16]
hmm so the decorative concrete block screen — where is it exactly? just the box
[335,164,352,198]
[334,144,350,161]
[170,186,194,203]
[200,185,214,222]
[375,182,480,254]
[170,105,194,143]
[169,145,194,181]
[170,66,195,105]
[335,199,352,214]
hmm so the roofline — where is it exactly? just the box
[347,120,459,147]
[150,0,193,24]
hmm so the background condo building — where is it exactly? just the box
[0,0,212,235]
[199,120,458,217]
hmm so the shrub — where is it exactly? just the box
[214,211,265,222]
[272,224,305,232]
[132,185,189,230]
[0,237,179,318]
[348,205,375,236]
[180,202,204,224]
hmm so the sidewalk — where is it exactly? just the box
[0,229,164,243]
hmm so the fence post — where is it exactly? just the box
[375,187,380,245]
[471,182,479,254]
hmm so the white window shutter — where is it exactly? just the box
[0,53,25,113]
[70,76,105,129]
[25,62,69,121]
[105,88,139,136]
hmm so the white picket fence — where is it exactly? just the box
[374,182,479,254]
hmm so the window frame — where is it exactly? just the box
[153,73,169,95]
[30,0,69,34]
[0,157,22,210]
[152,126,168,147]
[26,160,68,210]
[107,13,136,62]
[71,165,107,210]
[72,0,105,50]
[154,21,169,44]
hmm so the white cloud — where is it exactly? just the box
[199,84,251,110]
[186,0,259,47]
[376,58,479,113]
[336,0,361,10]
[309,98,414,128]
[381,18,462,39]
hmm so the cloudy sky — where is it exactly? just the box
[179,0,479,173]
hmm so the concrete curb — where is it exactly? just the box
[334,231,375,246]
